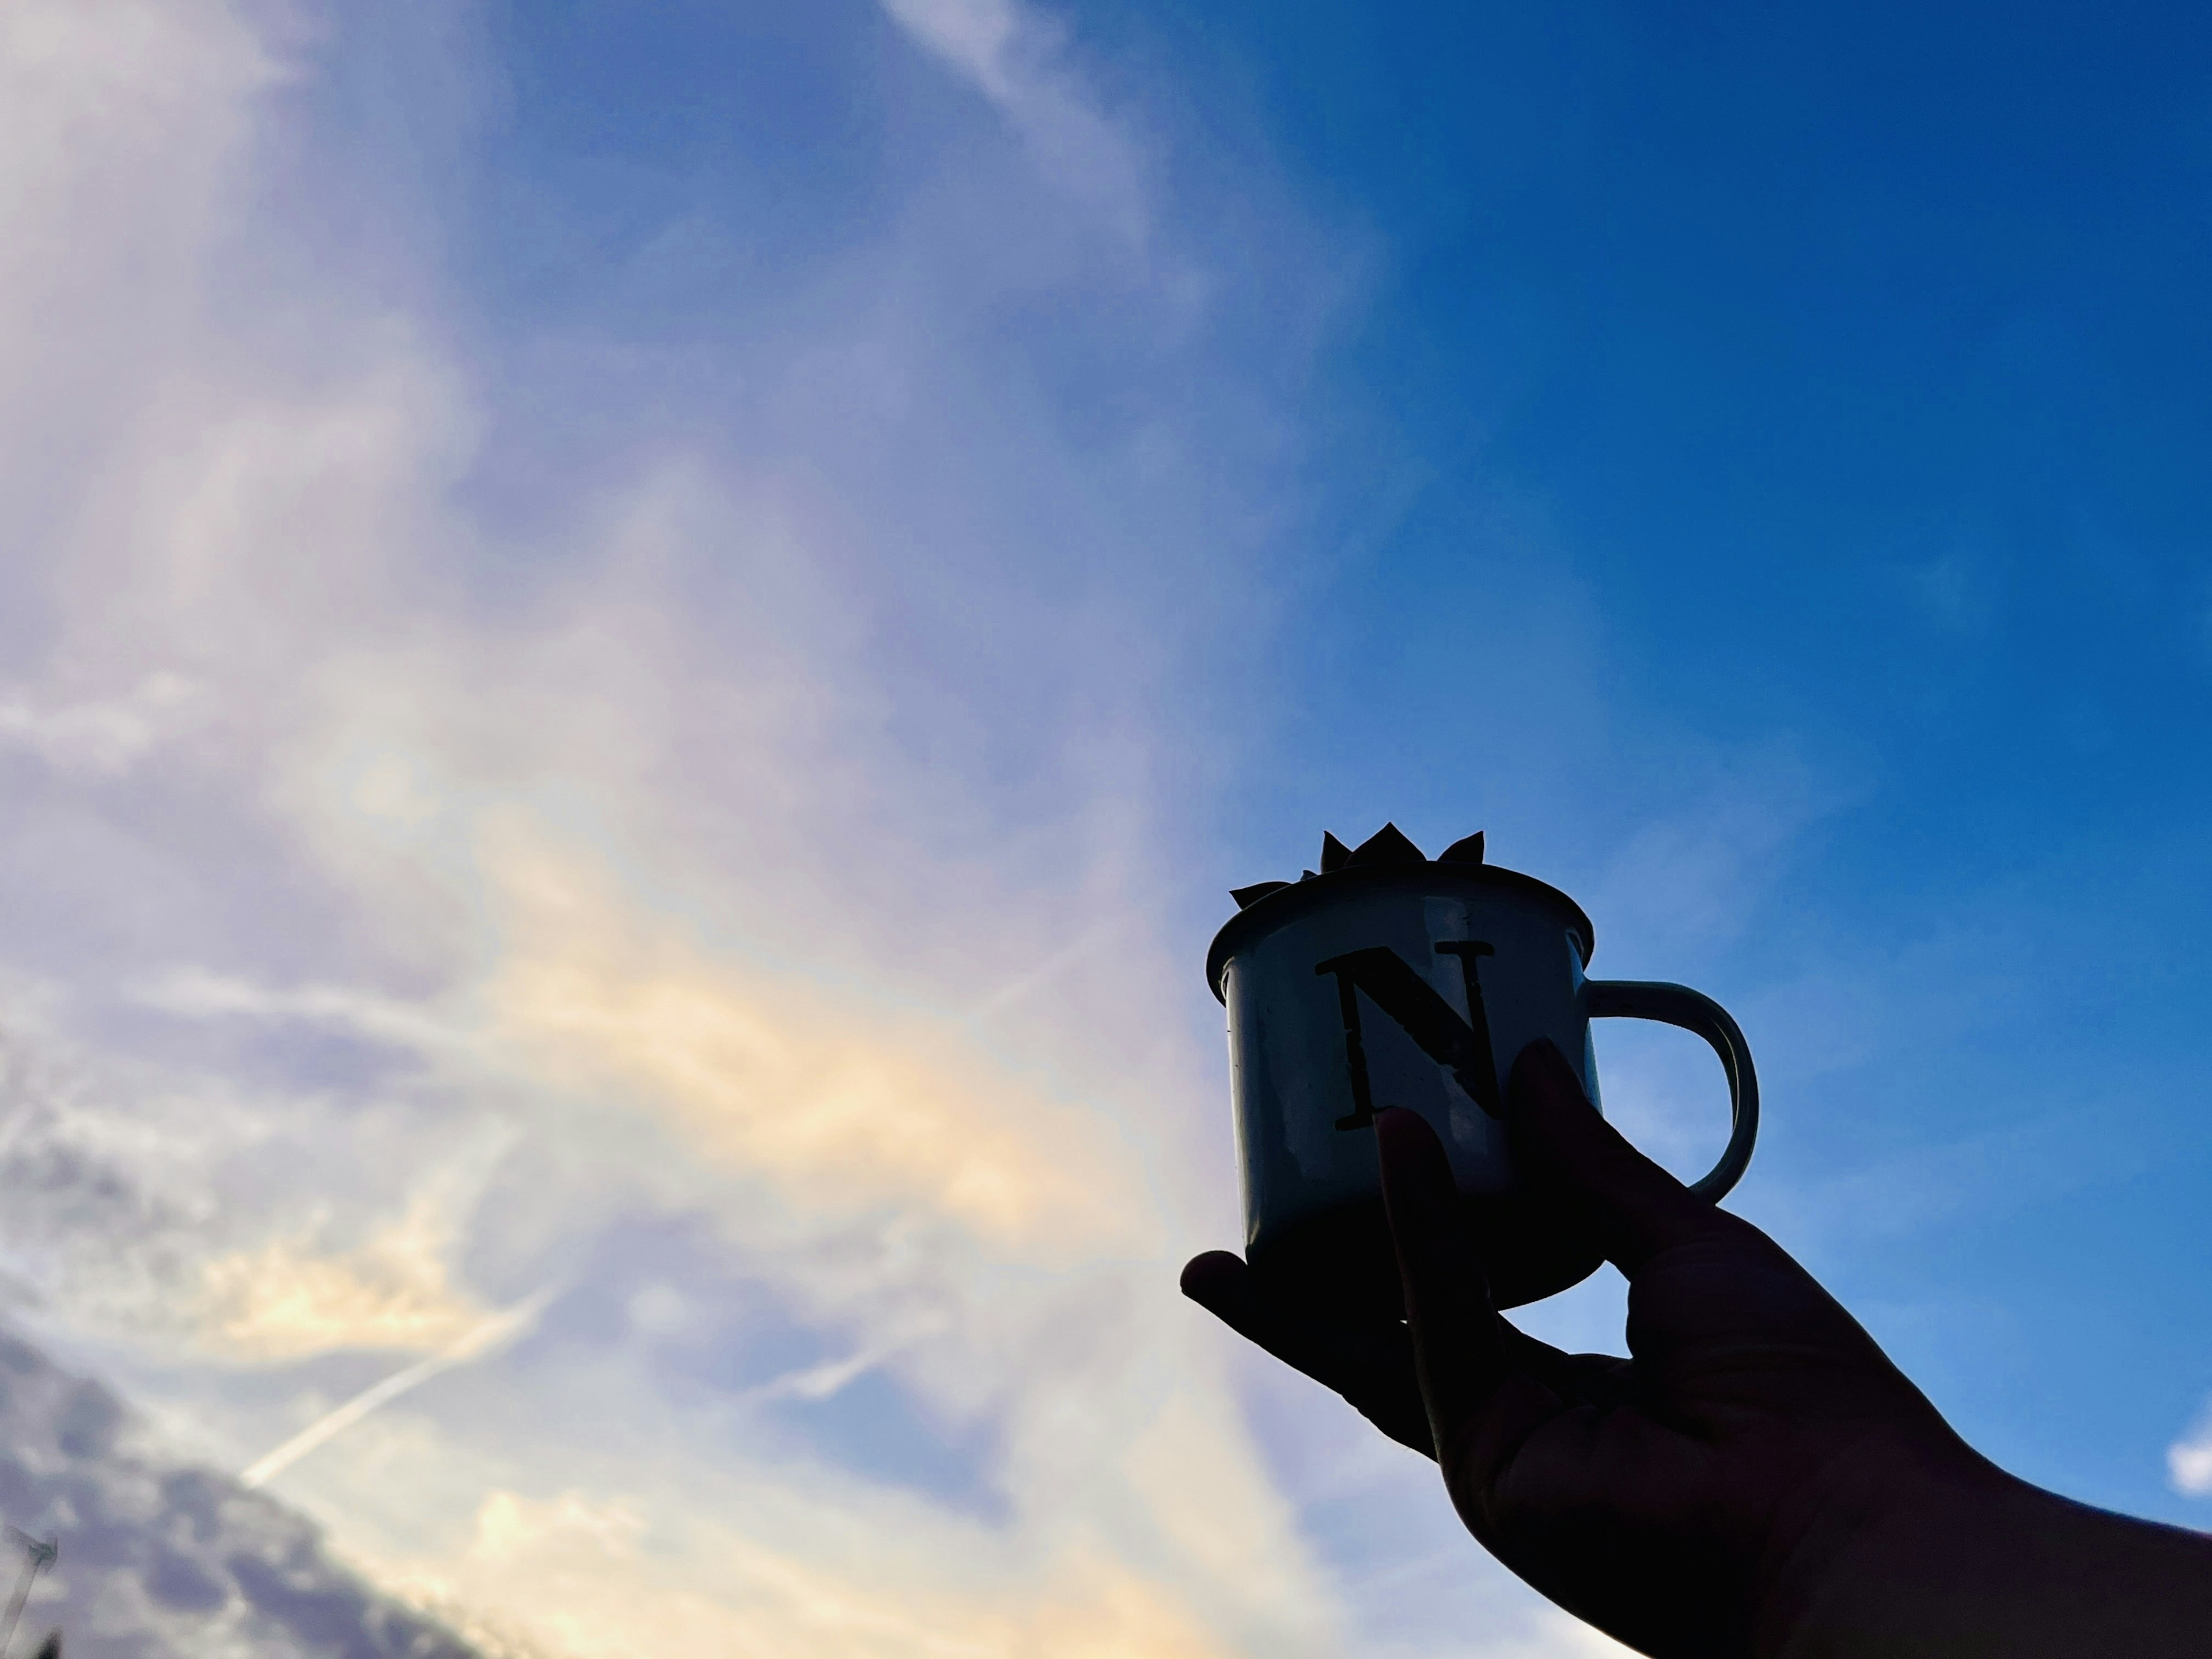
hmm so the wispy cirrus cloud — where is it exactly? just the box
[0,1,1360,1655]
[878,0,1152,241]
[0,2,1646,1656]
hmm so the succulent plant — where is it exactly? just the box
[1229,824,1486,909]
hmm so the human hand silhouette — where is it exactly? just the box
[1182,1039,2212,1659]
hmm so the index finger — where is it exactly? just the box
[1509,1039,1722,1272]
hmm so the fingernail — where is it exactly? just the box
[1517,1036,1569,1073]
[1512,1037,1584,1095]
[1373,1106,1439,1172]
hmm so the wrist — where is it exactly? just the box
[1750,1429,1999,1659]
[1762,1454,2040,1659]
[1763,1450,2212,1659]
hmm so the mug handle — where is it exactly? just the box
[1584,980,1759,1202]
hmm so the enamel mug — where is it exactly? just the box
[1206,827,1758,1309]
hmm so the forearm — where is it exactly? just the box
[1773,1468,2212,1659]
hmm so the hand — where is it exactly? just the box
[1183,1039,2212,1658]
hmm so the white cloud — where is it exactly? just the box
[880,0,1022,98]
[878,0,1153,245]
[0,3,1339,1657]
[0,676,209,776]
[0,2,1627,1656]
[0,1326,479,1655]
[135,968,471,1058]
[198,1184,491,1363]
[2170,1405,2212,1497]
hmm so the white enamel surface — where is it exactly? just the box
[1222,879,1597,1251]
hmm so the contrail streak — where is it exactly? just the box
[734,1342,893,1406]
[240,1286,558,1489]
[731,1313,949,1407]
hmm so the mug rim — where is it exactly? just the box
[1206,863,1597,1003]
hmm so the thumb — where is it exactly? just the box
[1375,1107,1503,1446]
[1377,1108,1565,1518]
[1509,1038,1720,1272]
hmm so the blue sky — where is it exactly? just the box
[2,2,2209,1655]
[1154,0,2212,1532]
